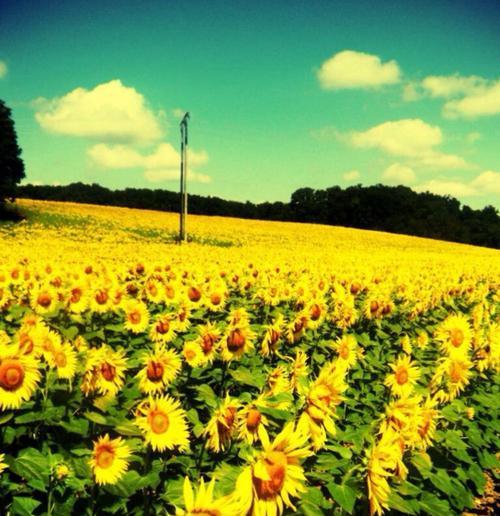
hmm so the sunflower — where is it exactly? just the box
[66,282,88,313]
[123,300,150,334]
[0,350,41,410]
[195,322,221,364]
[89,434,131,485]
[30,284,60,316]
[233,422,311,515]
[266,366,290,397]
[135,395,190,452]
[204,396,240,453]
[286,314,308,344]
[288,349,309,394]
[221,326,255,361]
[261,316,284,357]
[182,340,205,368]
[306,300,327,330]
[379,395,423,448]
[366,428,405,516]
[433,356,473,401]
[47,341,78,379]
[137,345,181,394]
[435,314,472,357]
[143,278,165,304]
[81,346,128,397]
[205,283,227,312]
[149,313,177,344]
[416,396,439,449]
[176,476,240,515]
[384,355,420,397]
[89,286,113,313]
[237,401,270,445]
[333,334,358,370]
[175,304,192,332]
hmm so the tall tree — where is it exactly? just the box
[0,99,25,205]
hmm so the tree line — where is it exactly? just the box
[15,182,500,249]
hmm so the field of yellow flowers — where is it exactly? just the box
[0,199,499,515]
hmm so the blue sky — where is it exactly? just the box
[1,0,499,208]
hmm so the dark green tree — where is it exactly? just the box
[0,99,25,206]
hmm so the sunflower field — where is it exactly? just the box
[0,199,499,515]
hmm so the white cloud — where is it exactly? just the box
[144,169,211,184]
[415,170,500,199]
[349,119,442,157]
[421,74,485,98]
[382,163,416,185]
[317,50,401,90]
[443,81,500,118]
[414,179,478,197]
[415,152,473,170]
[0,61,7,79]
[470,170,500,194]
[343,170,360,181]
[88,143,208,170]
[34,80,164,143]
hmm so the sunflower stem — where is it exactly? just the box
[196,437,207,473]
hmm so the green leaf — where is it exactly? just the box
[419,492,451,514]
[327,483,356,514]
[257,405,293,421]
[387,492,418,514]
[8,448,49,484]
[195,385,218,408]
[59,418,89,435]
[83,410,107,425]
[104,470,144,497]
[229,367,265,389]
[429,469,453,494]
[468,464,486,493]
[0,412,14,425]
[10,497,42,516]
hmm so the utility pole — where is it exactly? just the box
[179,112,189,242]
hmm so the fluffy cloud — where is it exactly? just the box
[88,143,208,170]
[444,81,500,118]
[421,74,485,98]
[415,170,500,198]
[0,61,7,79]
[34,80,164,143]
[88,143,210,184]
[470,170,500,194]
[344,118,473,171]
[144,169,211,184]
[382,163,416,185]
[349,119,442,157]
[414,179,477,197]
[317,50,401,90]
[343,170,360,181]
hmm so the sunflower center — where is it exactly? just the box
[128,310,141,324]
[54,351,67,368]
[210,293,222,306]
[450,362,464,383]
[165,286,175,299]
[95,291,108,304]
[418,417,431,438]
[149,410,170,434]
[146,361,164,382]
[370,300,379,313]
[254,451,287,499]
[37,293,52,308]
[246,409,262,431]
[450,329,464,347]
[310,304,321,321]
[101,362,116,381]
[201,334,216,353]
[156,320,170,334]
[227,329,245,352]
[0,360,25,391]
[96,445,115,469]
[339,343,350,360]
[395,367,409,385]
[19,334,34,354]
[70,288,82,303]
[269,329,281,345]
[188,287,202,302]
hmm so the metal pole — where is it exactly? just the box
[179,112,189,242]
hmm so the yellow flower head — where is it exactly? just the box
[136,345,181,394]
[89,434,130,485]
[135,395,190,452]
[384,355,420,398]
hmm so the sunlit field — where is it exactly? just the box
[0,199,498,515]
